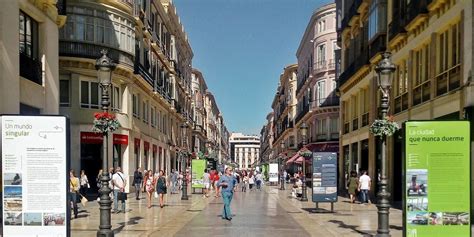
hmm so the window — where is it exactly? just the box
[318,20,326,32]
[111,85,121,112]
[132,94,140,118]
[436,22,461,95]
[316,80,326,105]
[80,81,99,109]
[19,11,38,59]
[317,119,327,135]
[330,118,339,133]
[395,60,408,96]
[413,44,430,86]
[143,100,149,123]
[317,44,326,66]
[59,79,70,107]
[151,106,156,127]
[368,0,387,40]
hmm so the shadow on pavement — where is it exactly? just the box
[113,216,144,234]
[302,207,336,214]
[328,220,374,236]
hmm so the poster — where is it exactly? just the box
[405,121,470,237]
[1,115,69,237]
[269,163,278,182]
[312,152,337,203]
[191,159,207,188]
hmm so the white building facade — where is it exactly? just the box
[229,133,260,170]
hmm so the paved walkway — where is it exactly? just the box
[71,184,405,236]
[175,188,310,237]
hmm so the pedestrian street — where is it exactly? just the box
[71,185,404,237]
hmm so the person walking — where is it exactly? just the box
[133,167,143,200]
[241,172,248,192]
[156,170,167,208]
[96,169,103,201]
[347,171,359,203]
[248,173,255,191]
[212,170,220,197]
[69,170,80,219]
[80,170,89,198]
[112,167,127,213]
[143,170,156,208]
[358,170,371,204]
[203,169,211,198]
[217,167,237,221]
[170,169,178,194]
[255,172,263,190]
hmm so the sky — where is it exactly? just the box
[173,0,332,135]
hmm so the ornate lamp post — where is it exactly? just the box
[279,140,285,190]
[181,122,189,200]
[299,122,309,202]
[374,52,395,237]
[96,50,116,237]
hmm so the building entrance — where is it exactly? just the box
[80,143,102,198]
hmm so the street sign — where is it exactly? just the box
[1,115,70,237]
[269,163,278,183]
[404,121,471,237]
[312,152,337,203]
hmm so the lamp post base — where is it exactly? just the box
[97,230,115,237]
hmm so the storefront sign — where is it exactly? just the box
[269,163,278,182]
[191,159,207,188]
[112,134,128,145]
[80,132,102,144]
[312,152,337,203]
[1,115,69,236]
[405,121,470,237]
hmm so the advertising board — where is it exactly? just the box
[405,121,470,237]
[312,152,337,203]
[1,115,69,237]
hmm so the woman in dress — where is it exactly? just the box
[143,170,156,208]
[155,170,167,208]
[80,170,89,198]
[347,171,359,203]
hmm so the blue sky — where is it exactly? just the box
[174,0,332,135]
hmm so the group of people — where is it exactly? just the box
[237,170,264,192]
[69,169,92,219]
[202,169,221,198]
[346,170,372,204]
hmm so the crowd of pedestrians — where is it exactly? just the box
[346,170,372,204]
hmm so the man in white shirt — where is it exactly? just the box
[112,167,127,213]
[358,170,371,204]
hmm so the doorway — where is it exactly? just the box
[80,143,102,198]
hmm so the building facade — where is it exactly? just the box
[259,112,275,166]
[294,3,339,175]
[58,0,195,193]
[229,133,260,170]
[0,0,66,115]
[337,0,473,203]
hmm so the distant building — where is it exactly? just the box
[229,133,260,170]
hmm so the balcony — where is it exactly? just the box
[394,93,409,114]
[134,62,153,87]
[369,34,386,59]
[361,112,369,127]
[20,52,42,85]
[338,62,355,88]
[295,104,310,124]
[435,64,461,97]
[413,80,431,106]
[59,41,134,67]
[406,0,430,28]
[328,59,336,70]
[352,117,359,131]
[314,60,327,73]
[311,96,340,109]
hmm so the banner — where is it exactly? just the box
[191,159,207,188]
[1,115,69,237]
[269,163,278,182]
[405,121,470,237]
[312,152,337,203]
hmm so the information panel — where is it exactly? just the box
[1,115,69,237]
[191,159,207,188]
[269,163,278,182]
[312,152,337,203]
[405,121,470,237]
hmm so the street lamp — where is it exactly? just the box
[374,52,395,237]
[279,140,285,190]
[96,50,116,237]
[180,122,189,200]
[299,122,309,202]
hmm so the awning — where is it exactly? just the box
[286,153,301,165]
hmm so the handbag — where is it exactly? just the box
[118,192,128,201]
[79,193,88,207]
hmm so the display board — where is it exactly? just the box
[191,159,207,188]
[312,152,337,203]
[1,115,69,237]
[405,121,470,237]
[269,163,278,182]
